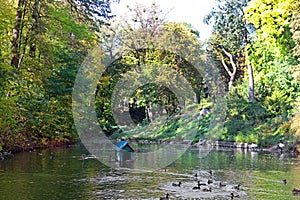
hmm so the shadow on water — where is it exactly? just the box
[0,145,300,199]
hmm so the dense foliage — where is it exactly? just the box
[0,0,117,151]
[210,0,300,147]
[95,4,209,137]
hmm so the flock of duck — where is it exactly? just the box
[159,170,242,200]
[36,152,300,198]
[159,170,300,199]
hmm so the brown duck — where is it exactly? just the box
[202,187,212,192]
[292,188,300,195]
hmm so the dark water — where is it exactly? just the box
[0,144,300,200]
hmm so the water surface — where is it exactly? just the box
[0,144,300,199]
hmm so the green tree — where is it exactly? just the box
[204,0,254,100]
[245,0,298,117]
[96,3,208,134]
[0,0,117,150]
[10,0,117,69]
[290,0,300,137]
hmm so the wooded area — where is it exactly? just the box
[0,0,300,152]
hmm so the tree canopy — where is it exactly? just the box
[0,0,117,150]
[1,0,300,151]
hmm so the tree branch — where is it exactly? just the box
[221,47,237,77]
[221,55,233,77]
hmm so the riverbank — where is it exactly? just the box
[1,136,299,161]
[119,138,300,154]
[0,137,76,160]
[211,140,299,154]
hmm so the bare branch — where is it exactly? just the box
[221,55,233,77]
[221,47,237,77]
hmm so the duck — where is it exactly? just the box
[49,152,55,160]
[161,168,167,172]
[160,193,169,200]
[192,185,201,190]
[202,187,212,192]
[233,184,240,190]
[193,181,205,189]
[207,179,213,184]
[198,180,207,186]
[219,182,226,187]
[281,179,287,184]
[230,192,239,199]
[172,181,182,187]
[250,143,258,150]
[81,154,97,160]
[209,170,213,176]
[194,173,198,178]
[278,142,285,153]
[292,188,300,195]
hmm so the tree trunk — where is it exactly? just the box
[29,0,39,58]
[228,74,235,90]
[248,63,255,102]
[11,0,26,69]
[220,48,237,90]
[245,51,255,102]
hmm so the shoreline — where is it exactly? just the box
[1,138,299,160]
[0,139,77,160]
[128,139,300,154]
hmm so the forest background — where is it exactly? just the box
[0,0,300,152]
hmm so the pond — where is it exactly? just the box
[0,144,300,200]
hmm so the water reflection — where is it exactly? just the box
[0,145,299,199]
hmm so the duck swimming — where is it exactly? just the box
[292,188,300,195]
[202,187,212,192]
[233,184,240,190]
[193,181,205,189]
[49,152,55,160]
[198,180,207,186]
[81,154,97,160]
[219,182,226,187]
[160,193,169,200]
[230,192,239,199]
[161,168,167,172]
[207,179,213,184]
[192,185,201,190]
[172,182,182,187]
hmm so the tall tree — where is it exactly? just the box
[96,3,207,129]
[1,0,118,150]
[0,0,14,65]
[11,0,26,68]
[245,0,298,116]
[204,0,255,101]
[10,0,117,69]
[290,0,300,78]
[100,3,165,60]
[290,0,300,137]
